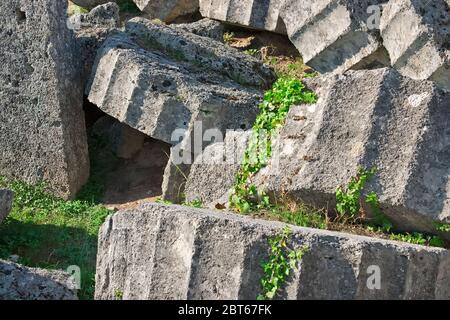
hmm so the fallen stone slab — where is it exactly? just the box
[254,68,450,238]
[69,2,121,87]
[0,260,78,300]
[0,190,14,225]
[380,0,450,91]
[279,0,390,74]
[199,0,287,34]
[87,17,274,150]
[133,0,199,23]
[95,203,450,300]
[0,0,89,199]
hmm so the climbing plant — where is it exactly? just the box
[230,77,317,213]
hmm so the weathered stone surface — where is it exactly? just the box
[184,130,250,207]
[0,190,14,225]
[70,0,113,10]
[133,0,199,22]
[95,203,450,300]
[255,68,450,238]
[69,2,120,87]
[0,0,89,199]
[280,0,390,74]
[0,260,78,300]
[87,17,274,144]
[173,18,225,42]
[199,0,287,34]
[380,0,450,91]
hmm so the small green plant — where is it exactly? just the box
[244,49,259,57]
[389,232,445,247]
[434,222,450,233]
[184,198,203,208]
[155,197,173,205]
[230,77,317,213]
[257,227,308,300]
[365,191,392,233]
[335,167,377,221]
[114,289,124,300]
[223,32,235,44]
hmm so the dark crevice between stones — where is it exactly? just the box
[81,98,171,208]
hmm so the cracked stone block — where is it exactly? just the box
[95,203,450,300]
[380,0,450,91]
[255,68,450,238]
[280,0,390,74]
[199,0,287,34]
[0,0,89,199]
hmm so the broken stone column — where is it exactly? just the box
[95,203,450,300]
[380,0,450,91]
[86,17,275,201]
[0,259,78,300]
[280,0,390,74]
[0,0,89,199]
[199,0,287,34]
[254,68,450,238]
[0,190,14,225]
[133,0,199,22]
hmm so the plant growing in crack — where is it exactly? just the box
[258,226,308,300]
[230,77,317,213]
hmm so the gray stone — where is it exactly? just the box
[87,18,274,151]
[279,0,390,74]
[0,190,14,225]
[69,2,121,87]
[70,0,114,10]
[255,68,450,238]
[95,203,450,300]
[199,0,287,34]
[173,18,225,42]
[0,259,78,300]
[133,0,199,23]
[0,0,89,199]
[380,0,450,91]
[184,130,250,208]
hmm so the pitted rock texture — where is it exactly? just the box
[173,18,226,42]
[95,203,450,300]
[280,0,390,74]
[133,0,199,22]
[0,190,14,225]
[199,0,287,34]
[380,0,450,91]
[0,0,89,199]
[0,260,78,300]
[70,2,121,87]
[255,68,450,238]
[87,18,275,146]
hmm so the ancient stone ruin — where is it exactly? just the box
[0,0,449,300]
